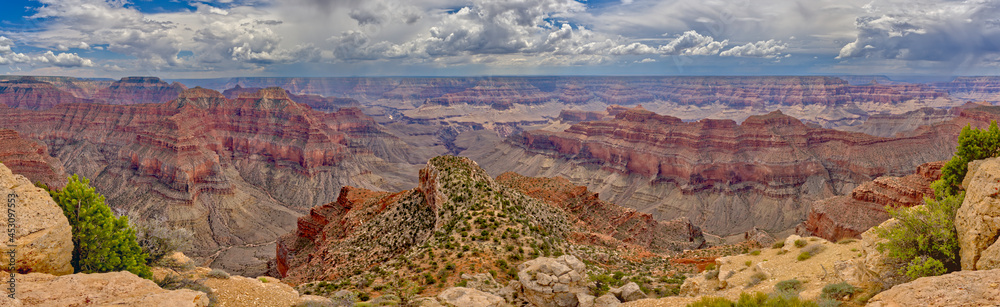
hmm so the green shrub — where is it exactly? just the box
[50,175,151,279]
[905,256,947,280]
[796,252,811,261]
[875,192,963,279]
[745,260,753,266]
[772,241,785,249]
[750,249,761,256]
[793,239,807,248]
[938,121,1000,197]
[821,282,858,300]
[207,269,230,279]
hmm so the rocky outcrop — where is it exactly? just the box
[0,271,210,306]
[468,106,982,235]
[865,269,1000,307]
[0,129,68,189]
[277,155,691,298]
[496,172,704,252]
[0,87,425,275]
[437,287,505,307]
[0,163,73,275]
[93,76,186,105]
[277,156,573,283]
[956,157,1000,270]
[802,160,944,241]
[0,77,95,110]
[515,255,590,307]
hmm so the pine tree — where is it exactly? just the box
[48,175,152,279]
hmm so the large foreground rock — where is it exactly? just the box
[865,269,1000,307]
[956,157,1000,270]
[517,255,590,307]
[0,163,72,275]
[0,271,209,306]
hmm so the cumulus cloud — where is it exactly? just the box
[720,39,788,57]
[837,0,1000,63]
[35,51,95,67]
[0,36,93,67]
[30,0,181,67]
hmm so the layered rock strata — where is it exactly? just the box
[466,105,1000,235]
[802,160,944,241]
[0,77,94,110]
[0,87,424,274]
[0,129,68,189]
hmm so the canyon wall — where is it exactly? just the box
[465,105,1000,236]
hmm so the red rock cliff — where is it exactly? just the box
[0,129,68,189]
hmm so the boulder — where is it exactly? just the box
[617,282,647,302]
[956,157,1000,270]
[577,292,596,307]
[594,294,622,307]
[437,287,505,307]
[0,163,73,275]
[743,227,776,246]
[0,271,209,306]
[517,255,590,307]
[865,269,1000,307]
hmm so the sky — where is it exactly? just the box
[0,0,997,78]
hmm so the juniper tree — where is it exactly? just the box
[48,174,151,279]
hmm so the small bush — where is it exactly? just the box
[797,252,812,261]
[794,239,807,248]
[704,263,717,271]
[746,272,768,288]
[772,241,785,249]
[802,244,825,256]
[774,279,803,293]
[745,260,753,267]
[259,277,270,283]
[821,282,858,300]
[776,250,789,255]
[750,249,761,256]
[207,269,230,279]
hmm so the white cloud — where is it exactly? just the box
[35,51,95,67]
[0,36,92,67]
[720,39,788,58]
